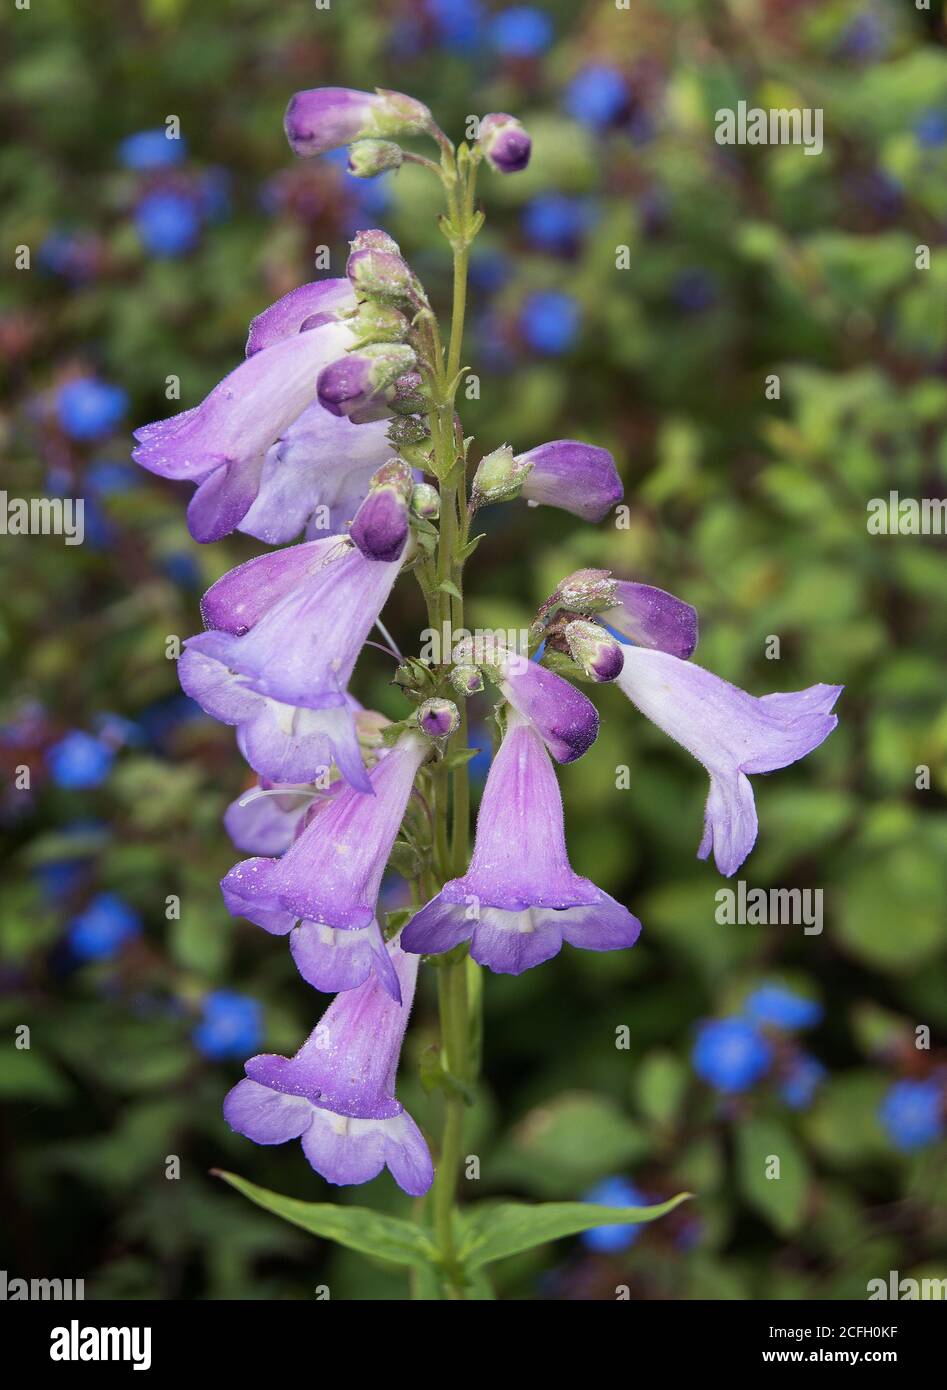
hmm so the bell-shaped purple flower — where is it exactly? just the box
[402,711,641,974]
[284,87,433,159]
[615,646,842,876]
[133,279,364,543]
[515,440,623,521]
[478,113,532,173]
[224,943,433,1196]
[220,732,429,1001]
[484,644,599,763]
[178,538,404,790]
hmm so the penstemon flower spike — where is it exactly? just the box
[133,86,841,1298]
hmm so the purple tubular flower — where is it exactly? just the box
[178,539,404,789]
[224,943,434,1196]
[601,581,699,660]
[615,647,842,876]
[478,112,532,173]
[223,781,313,856]
[132,280,359,542]
[220,733,429,1001]
[401,711,641,974]
[515,440,623,522]
[488,647,599,763]
[284,87,433,159]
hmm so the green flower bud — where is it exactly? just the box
[347,139,404,178]
[471,444,533,507]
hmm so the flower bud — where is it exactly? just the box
[347,243,419,304]
[471,444,533,506]
[387,415,430,448]
[316,343,417,419]
[417,697,460,740]
[346,300,411,345]
[388,371,426,416]
[349,459,414,561]
[284,87,433,159]
[347,139,404,178]
[450,664,484,697]
[564,620,625,683]
[410,483,440,521]
[532,568,619,634]
[477,113,532,173]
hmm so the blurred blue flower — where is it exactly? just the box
[490,6,553,57]
[692,1017,772,1093]
[137,693,205,748]
[134,190,201,258]
[69,893,142,961]
[581,1176,647,1252]
[199,166,233,220]
[878,1078,945,1151]
[744,983,822,1031]
[522,194,592,254]
[426,0,485,52]
[672,268,719,313]
[468,248,510,293]
[86,458,141,495]
[46,731,115,789]
[162,551,201,587]
[35,861,85,900]
[118,128,187,170]
[915,109,947,149]
[38,229,100,283]
[520,289,580,355]
[565,65,629,128]
[194,991,263,1060]
[779,1053,826,1110]
[57,378,128,442]
[835,12,890,63]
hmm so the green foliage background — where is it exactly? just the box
[1,0,945,1299]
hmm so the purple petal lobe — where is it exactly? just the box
[517,439,623,521]
[603,581,699,659]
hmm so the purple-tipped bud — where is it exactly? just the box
[471,444,533,506]
[564,620,625,682]
[410,482,440,520]
[284,87,433,159]
[346,301,411,345]
[347,245,419,304]
[478,113,532,173]
[349,459,413,561]
[348,139,404,178]
[417,697,460,740]
[450,664,484,697]
[316,343,417,420]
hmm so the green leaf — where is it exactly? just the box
[457,1193,691,1270]
[438,580,462,600]
[214,1171,437,1269]
[457,533,485,561]
[736,1118,809,1234]
[419,1046,475,1104]
[441,746,480,770]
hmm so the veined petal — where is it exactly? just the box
[200,537,342,634]
[615,645,842,876]
[290,918,402,1003]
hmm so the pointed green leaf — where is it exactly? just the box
[213,1170,437,1268]
[458,1193,691,1270]
[438,580,463,600]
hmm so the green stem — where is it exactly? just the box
[418,143,484,1297]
